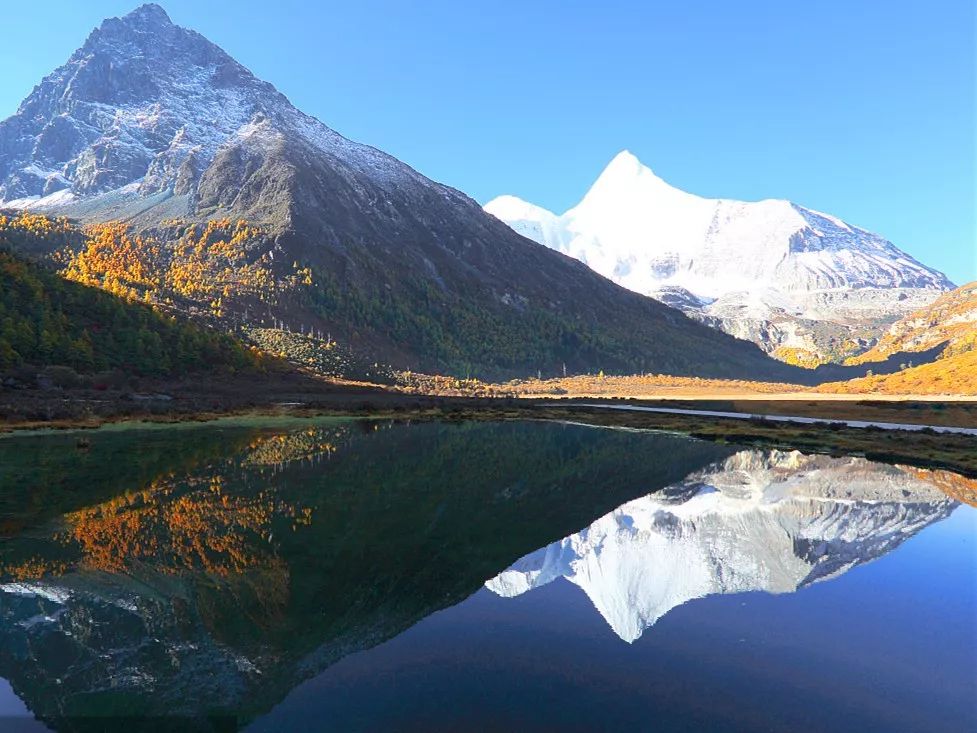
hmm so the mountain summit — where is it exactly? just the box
[485,152,953,362]
[0,6,803,380]
[0,3,401,217]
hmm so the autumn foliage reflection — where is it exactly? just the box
[0,426,350,583]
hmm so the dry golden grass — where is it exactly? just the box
[490,373,804,398]
[400,367,977,400]
[817,350,977,396]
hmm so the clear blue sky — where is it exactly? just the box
[1,1,974,283]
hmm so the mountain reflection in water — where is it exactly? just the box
[0,419,971,732]
[487,450,958,642]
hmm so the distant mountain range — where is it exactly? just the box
[0,4,807,382]
[485,152,953,364]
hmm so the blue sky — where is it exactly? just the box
[1,1,974,283]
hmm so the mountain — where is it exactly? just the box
[0,5,802,382]
[851,281,977,362]
[818,349,977,395]
[486,449,956,642]
[815,282,977,395]
[484,151,953,364]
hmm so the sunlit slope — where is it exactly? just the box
[819,350,977,396]
[850,282,977,363]
[0,218,255,375]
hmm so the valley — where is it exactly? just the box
[0,5,973,731]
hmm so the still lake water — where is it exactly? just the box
[0,418,973,732]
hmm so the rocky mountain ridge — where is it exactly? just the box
[852,280,977,363]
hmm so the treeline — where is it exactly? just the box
[0,248,257,376]
[302,265,765,380]
[0,211,81,254]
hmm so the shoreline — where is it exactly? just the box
[571,403,977,435]
[4,394,977,480]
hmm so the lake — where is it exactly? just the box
[0,418,973,732]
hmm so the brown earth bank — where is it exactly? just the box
[0,370,417,430]
[556,397,977,429]
[4,375,977,480]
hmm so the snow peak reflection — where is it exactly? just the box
[487,449,958,641]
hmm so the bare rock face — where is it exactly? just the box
[485,152,953,361]
[855,281,977,361]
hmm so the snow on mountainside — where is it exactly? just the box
[485,152,953,362]
[486,449,955,642]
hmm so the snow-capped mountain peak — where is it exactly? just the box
[579,150,689,207]
[484,151,952,360]
[112,2,171,26]
[0,3,416,215]
[0,5,806,380]
[483,194,556,223]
